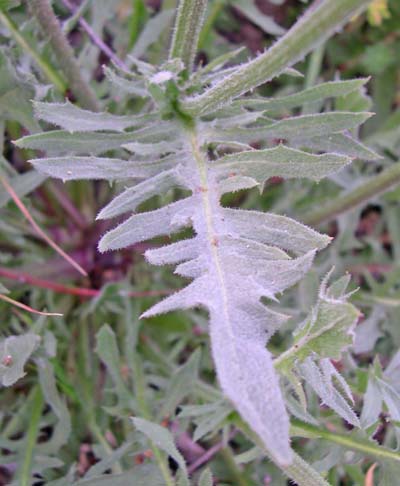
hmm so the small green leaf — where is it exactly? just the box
[132,417,189,482]
[75,466,164,486]
[233,0,285,36]
[275,275,360,372]
[0,282,9,293]
[0,170,46,208]
[198,468,213,486]
[37,359,71,452]
[95,324,135,409]
[0,334,40,386]
[159,348,201,419]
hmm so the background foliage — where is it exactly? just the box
[0,0,400,485]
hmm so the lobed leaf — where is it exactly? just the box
[237,79,369,112]
[97,168,186,219]
[213,145,351,189]
[99,199,193,252]
[276,275,360,373]
[34,100,157,132]
[16,123,178,154]
[293,133,381,160]
[104,66,149,97]
[30,156,177,181]
[299,358,360,427]
[206,112,373,144]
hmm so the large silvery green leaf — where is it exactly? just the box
[22,0,375,468]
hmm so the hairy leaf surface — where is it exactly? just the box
[21,45,375,466]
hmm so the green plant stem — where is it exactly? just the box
[233,416,330,486]
[0,8,66,93]
[132,353,176,486]
[303,162,400,226]
[198,0,225,50]
[18,386,43,486]
[169,0,208,72]
[304,44,325,90]
[141,322,400,472]
[291,419,400,464]
[220,447,249,486]
[29,0,99,111]
[128,0,147,50]
[181,0,372,116]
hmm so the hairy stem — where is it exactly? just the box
[198,0,224,50]
[182,0,373,116]
[0,266,172,299]
[0,9,66,92]
[29,0,99,111]
[233,416,330,486]
[220,447,249,486]
[61,0,127,70]
[139,325,400,476]
[291,419,400,463]
[187,125,292,466]
[303,161,400,226]
[169,0,208,72]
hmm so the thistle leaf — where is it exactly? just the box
[294,133,381,160]
[207,112,373,143]
[275,275,360,373]
[299,358,360,427]
[31,156,177,181]
[34,100,156,132]
[26,18,375,467]
[214,145,351,187]
[237,79,369,112]
[16,123,178,154]
[97,169,186,219]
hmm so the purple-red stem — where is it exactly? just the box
[61,0,127,70]
[0,266,173,299]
